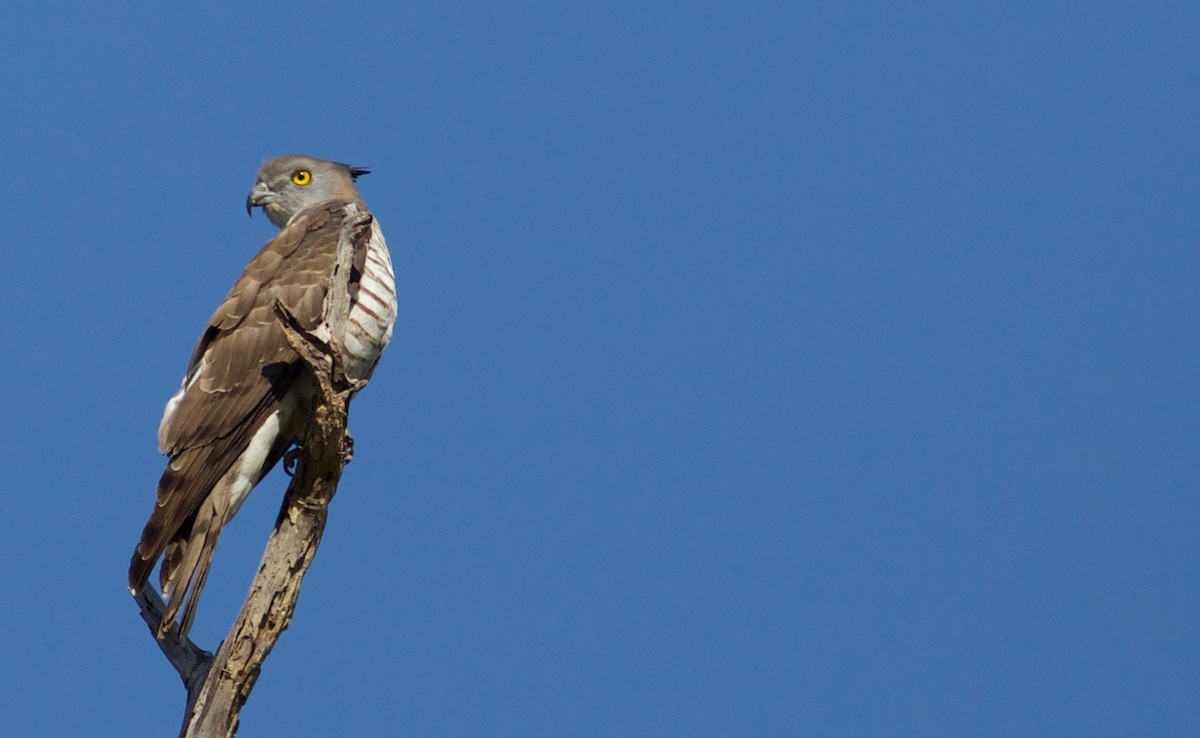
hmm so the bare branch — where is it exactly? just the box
[134,587,212,693]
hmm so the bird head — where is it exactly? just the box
[246,154,370,228]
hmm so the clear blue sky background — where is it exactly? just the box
[1,3,1196,736]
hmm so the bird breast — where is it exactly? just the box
[340,218,397,380]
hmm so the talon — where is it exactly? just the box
[283,447,302,476]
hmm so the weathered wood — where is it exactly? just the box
[134,587,213,697]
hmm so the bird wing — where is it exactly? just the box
[129,201,364,594]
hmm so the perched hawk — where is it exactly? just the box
[129,154,397,638]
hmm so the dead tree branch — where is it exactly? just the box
[134,587,213,700]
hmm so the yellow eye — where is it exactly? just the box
[291,169,312,186]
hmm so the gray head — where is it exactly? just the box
[245,154,370,228]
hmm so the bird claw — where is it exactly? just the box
[283,447,302,476]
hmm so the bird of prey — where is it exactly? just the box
[129,154,397,639]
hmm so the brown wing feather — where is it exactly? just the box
[129,202,363,603]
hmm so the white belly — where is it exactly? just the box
[341,219,397,380]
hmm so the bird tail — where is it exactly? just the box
[128,483,230,640]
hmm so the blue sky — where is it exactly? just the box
[1,2,1197,736]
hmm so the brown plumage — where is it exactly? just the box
[129,156,396,638]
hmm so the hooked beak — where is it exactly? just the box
[245,182,274,216]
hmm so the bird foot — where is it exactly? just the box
[283,447,302,477]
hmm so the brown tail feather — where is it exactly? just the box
[161,535,202,637]
[156,488,230,639]
[160,536,185,597]
[128,453,205,596]
[177,539,219,638]
[128,546,157,596]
